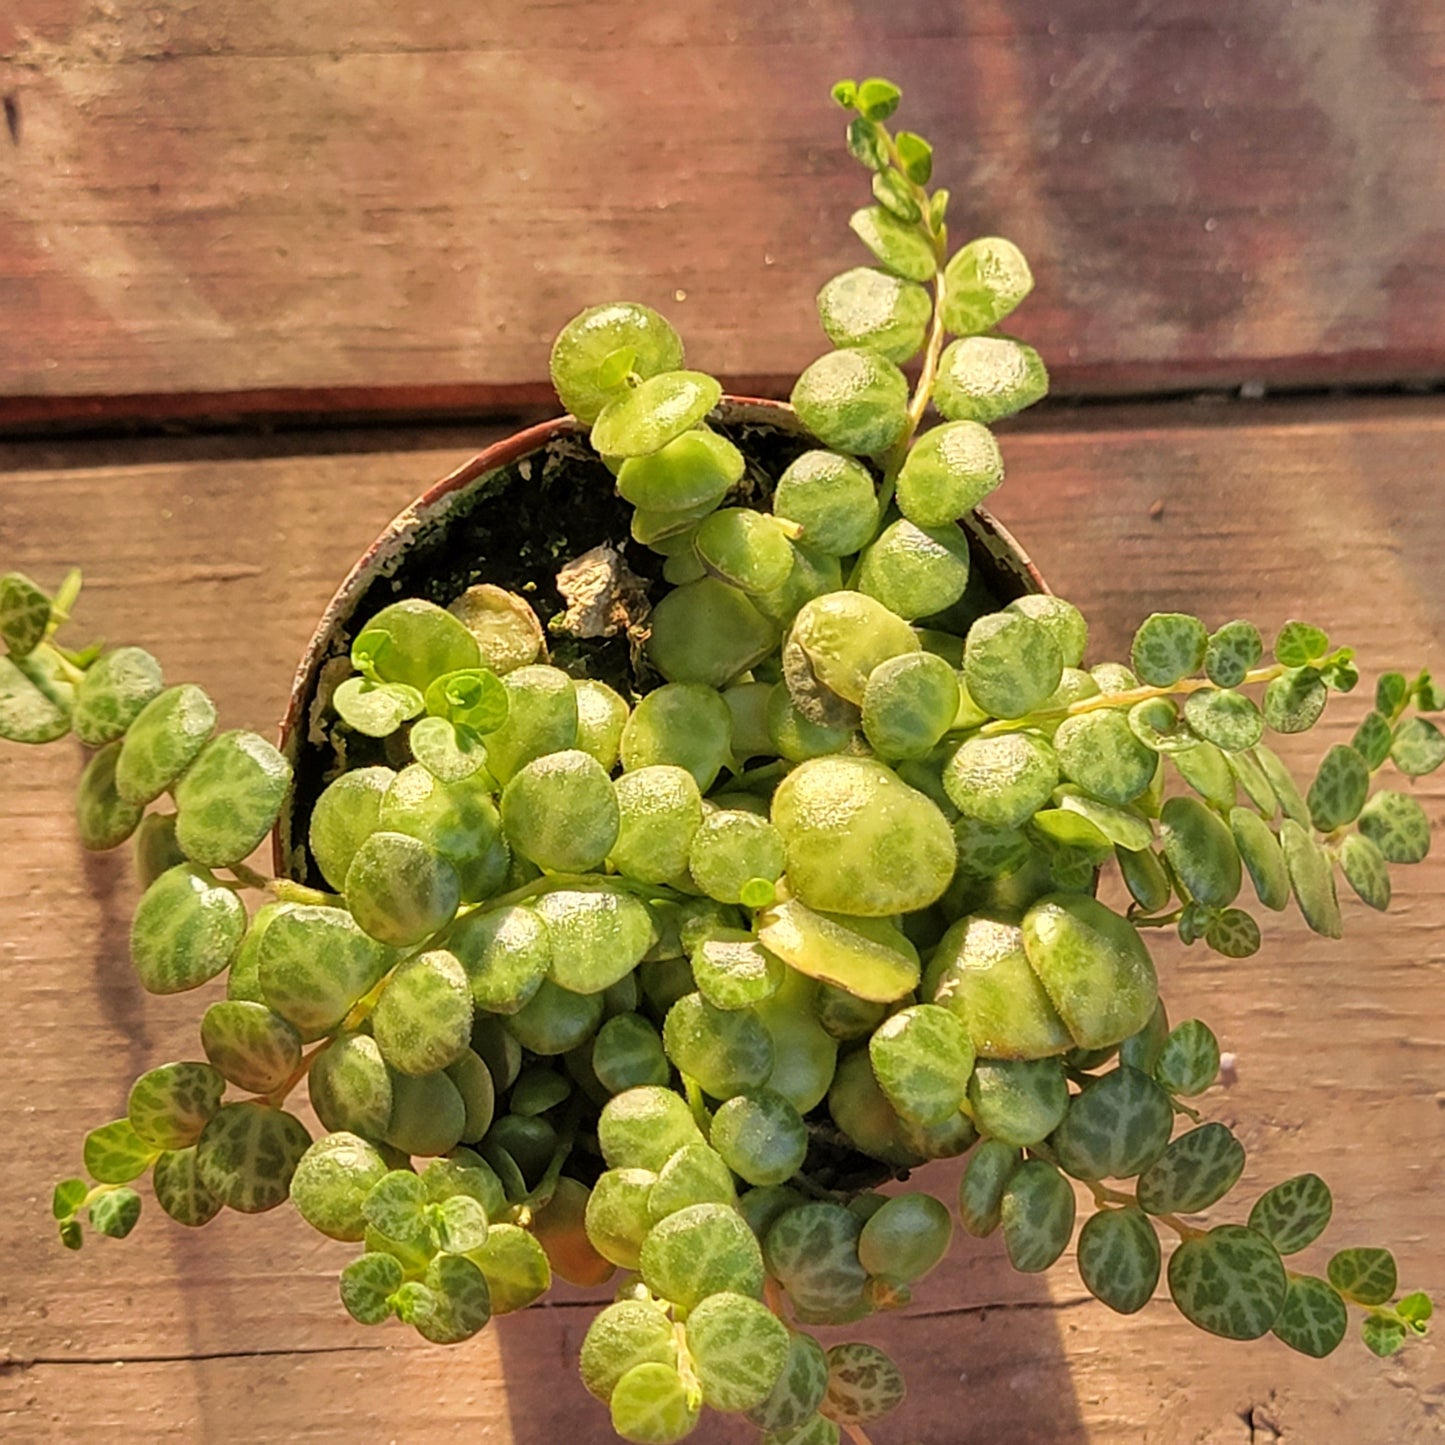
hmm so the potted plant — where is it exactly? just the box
[3,78,1437,1445]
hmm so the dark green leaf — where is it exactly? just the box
[1263,667,1328,734]
[83,1118,157,1184]
[1159,795,1242,908]
[1338,833,1391,910]
[1050,1066,1173,1182]
[1357,789,1431,864]
[89,1187,142,1239]
[1183,689,1263,752]
[0,572,51,656]
[1204,620,1263,688]
[1167,1225,1287,1340]
[1117,845,1171,912]
[1226,750,1278,815]
[52,1178,88,1219]
[1351,711,1394,770]
[1320,655,1358,693]
[958,1139,1022,1237]
[0,651,73,744]
[1279,819,1342,938]
[1307,743,1369,830]
[1272,1275,1348,1357]
[846,117,888,171]
[1390,716,1445,776]
[1131,613,1208,687]
[1413,670,1445,712]
[871,168,921,223]
[59,1219,84,1250]
[1375,671,1409,718]
[1076,1205,1160,1314]
[856,77,902,120]
[999,1159,1076,1272]
[1170,740,1237,811]
[1254,744,1310,826]
[1136,1123,1245,1215]
[1154,1019,1220,1096]
[1362,1315,1408,1357]
[340,1251,405,1324]
[1248,1173,1332,1255]
[1205,906,1261,958]
[1327,1246,1397,1305]
[1274,621,1329,668]
[894,130,933,185]
[1230,808,1290,911]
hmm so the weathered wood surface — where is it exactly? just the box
[3,2,1445,423]
[1,399,1443,1442]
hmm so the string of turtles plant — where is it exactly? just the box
[4,76,1439,1444]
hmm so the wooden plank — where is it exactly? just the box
[3,2,1444,423]
[1,398,1443,1442]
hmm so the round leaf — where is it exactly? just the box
[1077,1206,1161,1314]
[1167,1224,1288,1340]
[1358,789,1431,864]
[1339,832,1391,910]
[1183,689,1264,753]
[640,1202,765,1311]
[130,864,247,995]
[686,1290,791,1412]
[1131,614,1207,687]
[868,1004,974,1126]
[1247,1173,1333,1256]
[1136,1123,1245,1215]
[1279,819,1342,938]
[174,730,292,867]
[1272,1274,1348,1358]
[151,1146,222,1227]
[76,740,144,851]
[1050,1065,1173,1181]
[72,645,165,746]
[591,370,722,458]
[114,684,217,805]
[128,1061,226,1150]
[195,1102,311,1213]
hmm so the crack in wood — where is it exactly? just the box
[1,1343,381,1373]
[909,1295,1095,1323]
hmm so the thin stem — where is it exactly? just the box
[682,1074,712,1135]
[520,1098,582,1213]
[224,861,274,892]
[263,1038,332,1108]
[1030,1143,1206,1241]
[673,1320,704,1410]
[903,266,950,440]
[976,662,1289,737]
[1129,908,1185,929]
[47,647,88,687]
[272,878,340,906]
[764,1276,791,1321]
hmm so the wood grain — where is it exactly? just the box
[1,399,1442,1442]
[3,1,1444,423]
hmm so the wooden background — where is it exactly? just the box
[1,2,1442,1442]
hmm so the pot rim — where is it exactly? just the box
[274,396,1048,875]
